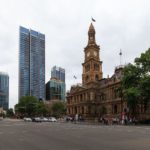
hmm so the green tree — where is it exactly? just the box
[135,48,150,74]
[15,96,38,117]
[122,64,141,117]
[122,48,150,117]
[135,48,150,112]
[51,101,66,118]
[6,108,14,118]
[36,102,48,116]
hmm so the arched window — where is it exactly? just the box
[82,107,84,114]
[85,64,90,72]
[94,64,99,71]
[86,75,89,82]
[114,105,118,114]
[80,94,82,101]
[95,74,99,81]
[75,107,77,114]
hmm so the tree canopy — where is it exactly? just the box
[15,96,66,118]
[122,48,150,117]
[15,96,44,117]
[51,101,66,118]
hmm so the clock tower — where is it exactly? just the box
[82,23,103,85]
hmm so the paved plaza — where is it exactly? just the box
[0,119,150,150]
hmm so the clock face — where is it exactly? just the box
[87,52,90,57]
[90,36,93,40]
[94,51,97,56]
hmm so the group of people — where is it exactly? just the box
[99,116,137,125]
[66,114,137,125]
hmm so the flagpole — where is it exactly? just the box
[119,49,122,66]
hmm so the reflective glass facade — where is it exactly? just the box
[46,66,66,101]
[19,26,45,100]
[0,72,9,110]
[46,79,65,101]
[51,66,65,82]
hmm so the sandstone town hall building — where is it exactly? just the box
[66,23,126,120]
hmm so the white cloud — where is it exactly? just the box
[0,0,150,108]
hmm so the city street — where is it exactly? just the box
[0,119,150,150]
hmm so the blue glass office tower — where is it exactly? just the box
[51,66,65,82]
[0,72,9,110]
[19,26,45,100]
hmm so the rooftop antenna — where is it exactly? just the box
[119,49,122,65]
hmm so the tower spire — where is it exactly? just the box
[88,23,96,45]
[82,23,102,85]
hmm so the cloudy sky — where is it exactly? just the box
[0,0,150,108]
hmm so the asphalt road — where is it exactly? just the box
[0,119,150,150]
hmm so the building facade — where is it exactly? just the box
[0,72,9,110]
[46,66,66,101]
[51,66,65,82]
[66,23,126,120]
[19,26,45,100]
[46,78,66,101]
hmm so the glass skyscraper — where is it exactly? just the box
[46,79,66,101]
[19,26,45,100]
[46,66,66,101]
[0,72,9,110]
[51,66,65,82]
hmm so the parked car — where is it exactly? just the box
[32,117,42,122]
[41,117,48,122]
[48,117,57,122]
[23,117,32,122]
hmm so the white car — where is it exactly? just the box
[48,117,57,122]
[24,117,32,122]
[33,117,42,122]
[41,117,48,122]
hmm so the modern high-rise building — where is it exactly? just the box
[51,66,65,82]
[0,72,9,110]
[46,79,66,101]
[19,26,45,100]
[46,66,66,101]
